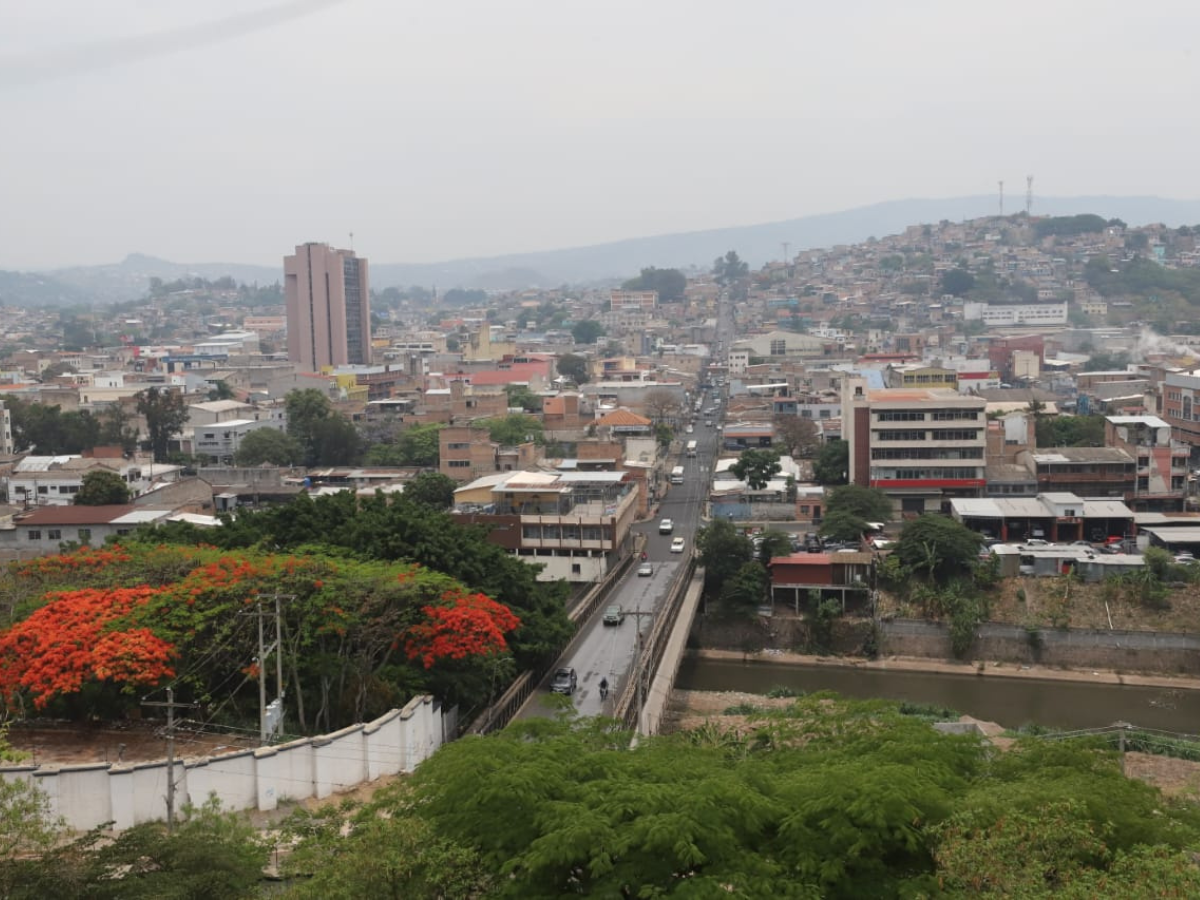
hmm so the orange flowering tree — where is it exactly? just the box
[0,587,175,712]
[405,590,521,669]
[0,543,523,727]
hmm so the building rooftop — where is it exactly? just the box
[1031,447,1133,464]
[864,388,978,404]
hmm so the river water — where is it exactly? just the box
[676,655,1200,732]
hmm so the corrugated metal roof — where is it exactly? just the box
[1141,527,1200,543]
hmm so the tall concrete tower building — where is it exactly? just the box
[284,243,371,372]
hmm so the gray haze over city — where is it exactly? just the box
[2,0,1199,270]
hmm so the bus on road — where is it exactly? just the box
[670,465,685,484]
[686,440,697,457]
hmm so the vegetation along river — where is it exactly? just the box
[677,656,1200,732]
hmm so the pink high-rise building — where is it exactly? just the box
[284,243,371,372]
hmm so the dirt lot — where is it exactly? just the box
[7,721,259,767]
[665,689,1200,799]
[878,575,1200,633]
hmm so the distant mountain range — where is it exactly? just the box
[5,195,1200,306]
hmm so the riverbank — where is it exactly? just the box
[691,648,1200,691]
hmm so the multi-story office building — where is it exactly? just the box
[284,243,371,372]
[843,377,987,516]
[451,470,638,582]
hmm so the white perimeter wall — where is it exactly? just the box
[1,695,446,832]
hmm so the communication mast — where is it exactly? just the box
[1025,175,1034,215]
[781,241,790,265]
[998,180,1004,216]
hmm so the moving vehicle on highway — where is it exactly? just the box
[670,466,685,484]
[603,604,626,625]
[686,440,697,457]
[659,518,674,534]
[637,562,653,576]
[670,537,686,553]
[550,667,578,694]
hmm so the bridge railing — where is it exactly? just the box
[467,546,637,736]
[612,552,698,731]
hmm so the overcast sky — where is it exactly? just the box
[2,0,1198,269]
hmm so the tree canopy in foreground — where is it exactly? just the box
[273,695,1200,898]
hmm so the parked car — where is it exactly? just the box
[550,667,578,695]
[1024,538,1049,547]
[637,562,653,577]
[603,604,626,625]
[670,537,686,553]
[659,518,674,534]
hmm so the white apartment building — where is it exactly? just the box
[192,418,286,464]
[962,301,1068,327]
[6,456,179,507]
[0,403,12,455]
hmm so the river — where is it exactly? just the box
[676,655,1200,732]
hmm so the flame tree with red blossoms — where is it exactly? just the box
[405,590,521,670]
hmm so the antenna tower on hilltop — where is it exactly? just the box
[1025,175,1034,215]
[998,180,1004,216]
[781,241,790,264]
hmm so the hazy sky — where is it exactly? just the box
[2,0,1198,269]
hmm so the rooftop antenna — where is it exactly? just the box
[1025,175,1034,215]
[348,231,354,251]
[781,241,790,265]
[998,180,1004,217]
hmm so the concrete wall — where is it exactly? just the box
[881,619,1200,675]
[0,695,447,833]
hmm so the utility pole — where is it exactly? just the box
[251,595,287,744]
[998,180,1004,217]
[142,687,195,833]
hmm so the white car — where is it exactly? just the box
[670,537,686,553]
[659,518,674,534]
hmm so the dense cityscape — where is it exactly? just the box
[9,0,1200,893]
[4,209,1200,893]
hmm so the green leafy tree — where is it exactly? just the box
[206,380,236,401]
[712,250,749,285]
[813,439,849,485]
[74,469,133,506]
[309,415,364,466]
[654,422,673,447]
[729,448,781,491]
[74,796,267,899]
[281,783,492,899]
[135,387,189,463]
[570,319,605,345]
[555,353,589,384]
[820,484,892,542]
[98,403,139,454]
[720,561,769,614]
[233,428,303,466]
[894,514,983,585]
[697,517,754,597]
[504,384,541,412]
[1036,414,1106,447]
[1,395,101,454]
[404,472,457,510]
[285,388,362,466]
[756,530,794,565]
[621,266,687,302]
[940,267,976,296]
[483,414,542,446]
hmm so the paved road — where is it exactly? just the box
[517,395,725,720]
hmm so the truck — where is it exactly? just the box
[670,465,685,484]
[686,440,697,457]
